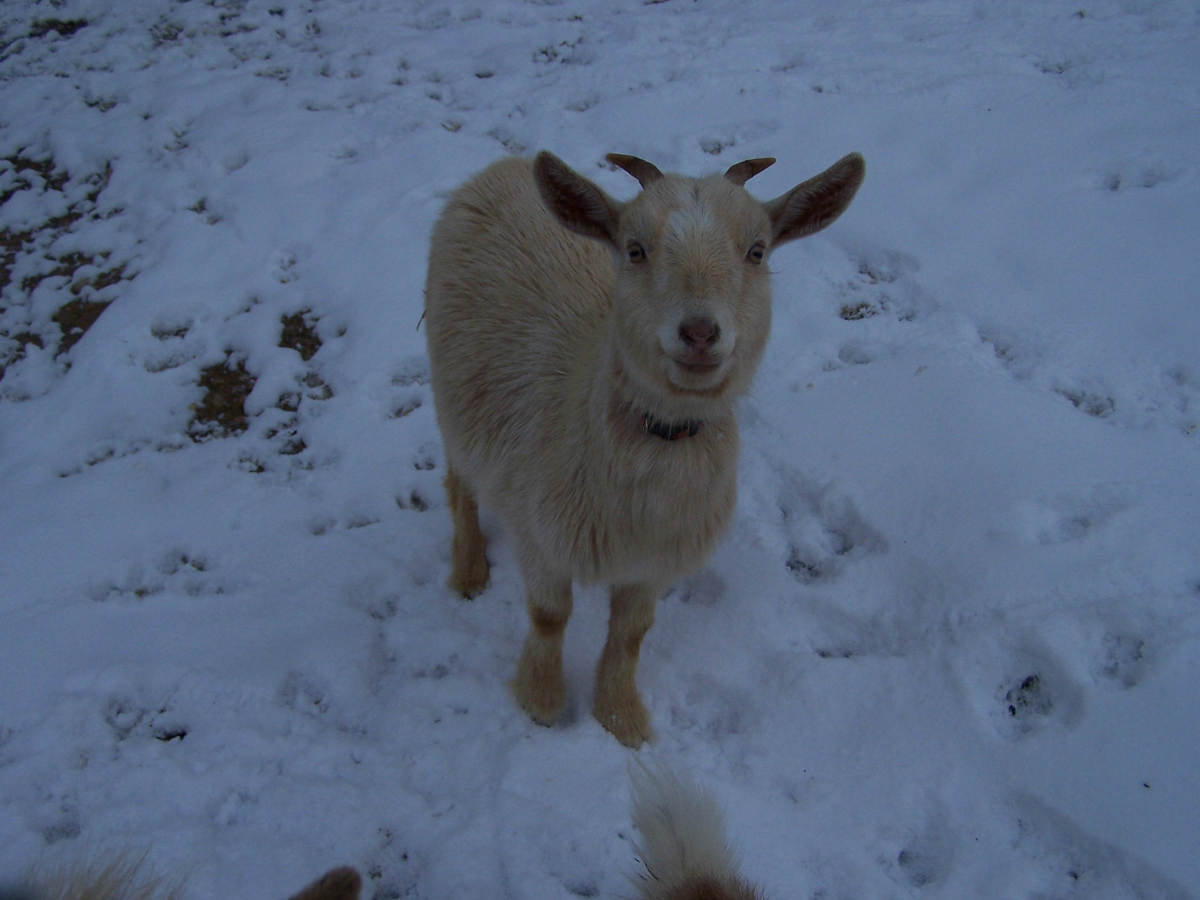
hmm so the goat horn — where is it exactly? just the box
[724,157,776,186]
[606,154,664,188]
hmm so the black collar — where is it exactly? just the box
[642,412,701,441]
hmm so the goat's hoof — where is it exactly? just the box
[593,692,652,748]
[448,559,490,598]
[512,664,567,726]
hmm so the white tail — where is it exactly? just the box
[630,763,764,900]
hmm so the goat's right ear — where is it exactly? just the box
[534,151,622,246]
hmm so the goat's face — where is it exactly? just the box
[611,175,773,401]
[534,150,865,408]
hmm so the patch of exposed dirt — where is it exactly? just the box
[1,154,131,382]
[189,357,257,441]
[279,309,322,361]
[29,19,89,40]
[52,298,112,356]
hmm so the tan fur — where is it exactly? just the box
[8,854,180,900]
[5,857,360,900]
[424,149,864,746]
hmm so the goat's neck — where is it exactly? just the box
[592,337,735,444]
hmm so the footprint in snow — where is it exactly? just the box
[834,248,932,325]
[103,694,189,744]
[40,802,83,845]
[779,479,886,585]
[1091,632,1147,689]
[992,663,1083,741]
[666,673,752,747]
[89,550,219,602]
[1016,485,1130,546]
[886,817,958,890]
[1101,159,1180,193]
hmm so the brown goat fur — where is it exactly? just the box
[424,149,864,745]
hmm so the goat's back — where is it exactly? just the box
[424,157,609,477]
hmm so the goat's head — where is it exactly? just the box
[533,149,865,412]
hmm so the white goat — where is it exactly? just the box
[423,148,864,746]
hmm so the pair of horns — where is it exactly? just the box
[605,153,776,188]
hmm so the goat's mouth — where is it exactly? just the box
[667,354,729,392]
[671,346,725,372]
[675,358,722,374]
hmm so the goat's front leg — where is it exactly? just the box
[512,569,573,726]
[594,583,662,747]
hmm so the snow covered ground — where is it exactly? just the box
[2,0,1198,896]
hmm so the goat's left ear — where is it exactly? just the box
[534,151,623,246]
[765,152,865,246]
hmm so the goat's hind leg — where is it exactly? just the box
[594,583,661,747]
[444,468,490,597]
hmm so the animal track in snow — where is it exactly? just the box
[980,327,1200,438]
[666,672,751,746]
[103,694,189,744]
[991,661,1082,742]
[978,331,1120,424]
[307,486,432,540]
[389,358,433,423]
[486,126,528,154]
[1054,384,1116,419]
[977,325,1042,382]
[390,356,429,388]
[361,825,421,900]
[779,480,886,584]
[144,316,202,373]
[90,551,220,602]
[40,801,82,845]
[883,814,958,890]
[277,670,331,718]
[1001,673,1053,728]
[668,568,726,608]
[1092,632,1147,689]
[395,488,432,513]
[814,248,935,373]
[959,634,1084,742]
[1016,485,1130,546]
[391,393,424,420]
[1101,159,1181,193]
[1006,794,1186,896]
[836,249,930,324]
[835,340,875,366]
[411,443,438,472]
[694,120,779,159]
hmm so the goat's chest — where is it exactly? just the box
[535,440,738,585]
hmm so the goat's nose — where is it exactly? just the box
[679,316,720,348]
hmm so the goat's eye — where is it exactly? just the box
[627,241,647,264]
[746,242,766,265]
